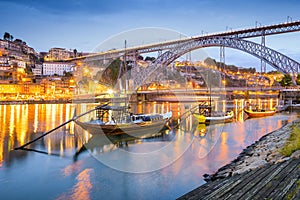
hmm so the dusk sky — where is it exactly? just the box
[1,0,300,70]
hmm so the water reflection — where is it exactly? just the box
[57,161,93,200]
[72,99,246,173]
[70,169,93,200]
[75,125,193,173]
[0,99,295,167]
[0,100,299,199]
[0,104,82,167]
[196,124,207,137]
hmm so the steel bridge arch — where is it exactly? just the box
[132,36,300,88]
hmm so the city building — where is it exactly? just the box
[43,61,75,76]
[45,47,73,61]
[32,64,42,76]
[0,38,39,69]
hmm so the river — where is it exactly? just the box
[0,101,298,200]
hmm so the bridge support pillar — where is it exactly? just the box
[261,31,266,73]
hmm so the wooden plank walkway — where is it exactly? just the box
[178,158,300,200]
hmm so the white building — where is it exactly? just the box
[0,56,8,66]
[43,62,75,76]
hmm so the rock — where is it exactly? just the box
[259,151,270,158]
[267,151,283,162]
[217,168,232,176]
[232,167,251,176]
[218,165,231,172]
[245,150,254,156]
[203,173,210,178]
[253,153,260,157]
[214,172,232,179]
[203,120,300,184]
[267,152,279,158]
[290,150,300,159]
[275,157,290,164]
[235,160,244,165]
[203,174,213,182]
[248,159,268,169]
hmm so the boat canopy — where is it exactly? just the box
[95,105,129,111]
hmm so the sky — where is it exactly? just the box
[1,0,300,71]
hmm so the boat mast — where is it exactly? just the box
[209,70,212,109]
[207,69,212,114]
[124,40,127,108]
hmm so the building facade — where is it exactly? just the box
[31,64,42,76]
[45,47,72,61]
[0,38,39,69]
[43,62,75,76]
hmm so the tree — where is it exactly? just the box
[98,58,122,86]
[3,32,10,40]
[25,66,32,74]
[63,71,73,77]
[279,74,293,86]
[73,49,77,58]
[3,32,14,41]
[145,56,155,61]
[204,57,219,68]
[137,55,143,60]
[296,74,300,85]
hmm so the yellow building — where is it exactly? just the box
[0,84,22,94]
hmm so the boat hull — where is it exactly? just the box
[244,109,276,118]
[75,120,168,139]
[193,111,234,124]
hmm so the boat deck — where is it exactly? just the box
[178,158,300,200]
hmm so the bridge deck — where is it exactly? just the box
[178,158,300,200]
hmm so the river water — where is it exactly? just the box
[0,101,298,200]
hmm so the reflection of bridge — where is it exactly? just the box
[73,20,300,87]
[134,86,281,102]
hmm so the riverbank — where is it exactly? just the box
[0,97,126,105]
[203,119,300,182]
[179,119,300,199]
[0,99,72,105]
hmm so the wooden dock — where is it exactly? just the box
[178,158,300,200]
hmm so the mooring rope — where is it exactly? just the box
[14,102,109,150]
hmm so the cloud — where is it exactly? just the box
[1,0,129,15]
[0,0,215,17]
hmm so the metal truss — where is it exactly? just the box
[78,20,300,62]
[132,37,300,89]
[72,20,300,88]
[210,20,300,39]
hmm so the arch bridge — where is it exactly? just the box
[132,36,300,88]
[72,20,300,87]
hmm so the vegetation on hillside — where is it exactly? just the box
[279,74,293,86]
[280,123,300,157]
[204,57,257,73]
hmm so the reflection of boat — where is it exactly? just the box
[75,105,172,138]
[197,123,207,137]
[193,110,234,124]
[244,109,276,118]
[74,128,176,160]
[275,105,288,112]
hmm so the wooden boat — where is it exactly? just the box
[286,103,300,111]
[193,110,234,124]
[75,105,172,138]
[244,109,276,118]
